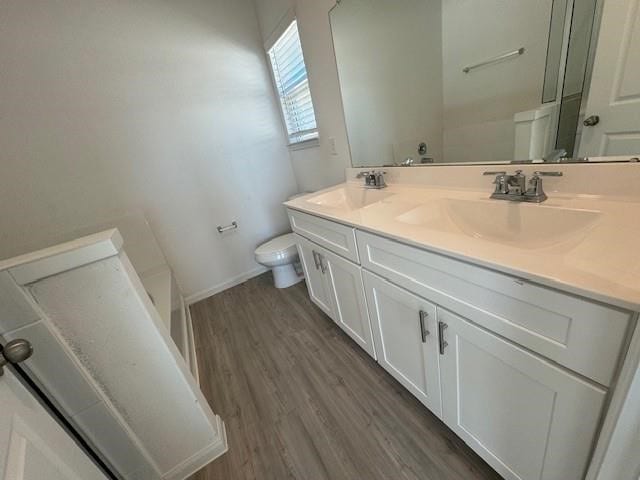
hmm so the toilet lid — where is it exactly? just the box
[255,233,298,256]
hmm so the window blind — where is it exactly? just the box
[268,20,318,144]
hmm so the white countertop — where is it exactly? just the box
[285,182,640,311]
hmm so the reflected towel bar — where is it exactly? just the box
[463,47,525,73]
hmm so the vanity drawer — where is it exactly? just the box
[288,209,359,263]
[356,230,632,386]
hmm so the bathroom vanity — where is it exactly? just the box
[285,163,640,480]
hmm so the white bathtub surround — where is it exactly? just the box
[285,160,640,480]
[0,230,225,479]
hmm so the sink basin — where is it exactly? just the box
[305,186,394,211]
[396,198,601,249]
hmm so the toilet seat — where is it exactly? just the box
[254,233,298,266]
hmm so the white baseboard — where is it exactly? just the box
[185,266,269,305]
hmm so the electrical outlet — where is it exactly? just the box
[328,137,338,156]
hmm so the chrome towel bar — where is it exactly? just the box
[463,47,525,73]
[217,222,238,233]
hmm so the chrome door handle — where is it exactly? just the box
[583,115,600,127]
[438,322,448,355]
[419,310,430,343]
[0,339,34,376]
[312,251,321,270]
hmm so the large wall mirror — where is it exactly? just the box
[329,0,640,167]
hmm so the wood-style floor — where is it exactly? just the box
[190,273,501,480]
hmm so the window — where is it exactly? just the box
[268,20,318,145]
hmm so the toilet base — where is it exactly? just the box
[272,264,304,289]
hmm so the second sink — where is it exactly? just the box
[395,198,601,249]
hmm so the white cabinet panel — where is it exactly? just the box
[357,230,631,386]
[295,235,334,317]
[288,210,359,263]
[363,271,442,417]
[322,249,376,359]
[296,234,376,359]
[439,308,606,480]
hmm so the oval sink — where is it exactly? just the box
[305,186,394,211]
[395,198,601,249]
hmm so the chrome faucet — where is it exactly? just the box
[543,148,568,163]
[356,170,387,189]
[483,170,562,203]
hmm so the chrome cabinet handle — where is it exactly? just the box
[419,310,430,343]
[319,254,327,274]
[438,322,448,355]
[312,251,321,270]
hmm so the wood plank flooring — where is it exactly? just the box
[190,273,501,480]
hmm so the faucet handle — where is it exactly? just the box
[483,171,507,176]
[533,171,563,177]
[356,171,370,178]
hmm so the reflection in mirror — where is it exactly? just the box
[330,0,640,167]
[577,0,640,157]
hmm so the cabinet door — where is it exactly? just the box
[295,235,334,317]
[322,248,376,359]
[438,308,606,480]
[362,271,442,417]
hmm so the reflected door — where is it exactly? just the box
[0,368,108,480]
[579,0,640,156]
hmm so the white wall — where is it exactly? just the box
[441,0,553,162]
[0,0,298,298]
[330,0,443,167]
[254,0,351,191]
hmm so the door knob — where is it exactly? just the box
[583,115,600,127]
[0,339,34,376]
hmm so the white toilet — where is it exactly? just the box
[254,232,303,288]
[255,193,308,288]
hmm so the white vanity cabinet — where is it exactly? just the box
[296,235,334,317]
[295,233,376,359]
[362,271,441,417]
[438,308,606,480]
[288,207,636,480]
[322,247,376,358]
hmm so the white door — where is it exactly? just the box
[295,235,334,317]
[438,308,606,480]
[0,366,108,480]
[578,0,640,156]
[321,248,376,359]
[362,271,442,417]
